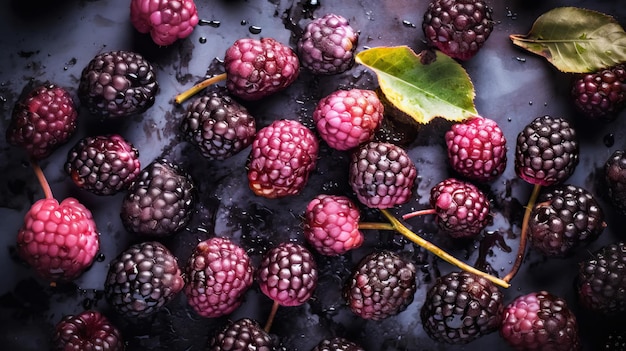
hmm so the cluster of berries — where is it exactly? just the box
[6,0,626,349]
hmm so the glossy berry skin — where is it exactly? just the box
[130,0,199,46]
[104,241,184,319]
[16,197,100,282]
[312,337,365,351]
[313,89,384,151]
[180,91,256,160]
[303,194,364,256]
[207,318,274,351]
[515,115,579,186]
[78,50,158,119]
[421,271,503,344]
[349,141,417,209]
[297,13,359,75]
[65,134,141,196]
[500,291,581,351]
[528,184,605,257]
[604,150,626,215]
[247,119,319,198]
[256,242,318,307]
[6,84,77,160]
[344,250,417,320]
[430,178,491,238]
[572,64,626,120]
[445,116,507,182]
[577,242,626,316]
[120,159,196,237]
[184,237,254,318]
[52,310,124,351]
[422,0,494,60]
[224,37,300,101]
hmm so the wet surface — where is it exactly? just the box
[1,0,626,350]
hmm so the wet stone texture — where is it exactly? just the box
[1,0,626,350]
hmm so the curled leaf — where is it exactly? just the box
[510,7,626,73]
[355,46,477,124]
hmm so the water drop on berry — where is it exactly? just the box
[604,133,615,147]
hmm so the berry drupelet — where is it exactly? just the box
[6,84,78,160]
[78,50,158,119]
[65,134,141,196]
[104,241,184,319]
[344,250,417,320]
[422,0,494,60]
[52,310,124,351]
[297,13,359,75]
[183,237,254,318]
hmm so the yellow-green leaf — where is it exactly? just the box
[510,7,626,73]
[356,46,477,124]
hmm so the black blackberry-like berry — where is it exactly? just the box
[572,63,626,120]
[529,184,605,257]
[65,134,141,195]
[78,50,158,119]
[605,150,626,215]
[207,318,275,351]
[312,337,365,351]
[104,241,184,319]
[120,159,196,237]
[349,141,417,209]
[515,115,579,186]
[577,242,626,316]
[180,90,256,160]
[420,271,503,344]
[422,0,494,61]
[344,250,417,320]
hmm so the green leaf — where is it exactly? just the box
[355,46,477,124]
[510,7,626,73]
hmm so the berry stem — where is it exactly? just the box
[401,208,437,220]
[174,73,227,105]
[31,160,53,199]
[379,209,510,289]
[502,183,542,283]
[263,300,280,332]
[358,222,395,230]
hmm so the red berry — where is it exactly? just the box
[184,237,254,318]
[52,310,124,351]
[16,197,100,282]
[445,116,507,182]
[247,119,319,198]
[304,194,364,256]
[313,89,384,151]
[224,37,300,100]
[130,0,199,46]
[6,84,78,160]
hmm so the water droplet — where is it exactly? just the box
[198,19,221,28]
[528,101,533,105]
[241,19,248,25]
[0,96,6,103]
[515,56,526,62]
[402,20,416,28]
[199,37,207,44]
[96,253,106,262]
[304,0,320,9]
[249,25,262,34]
[604,133,615,147]
[507,117,512,122]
